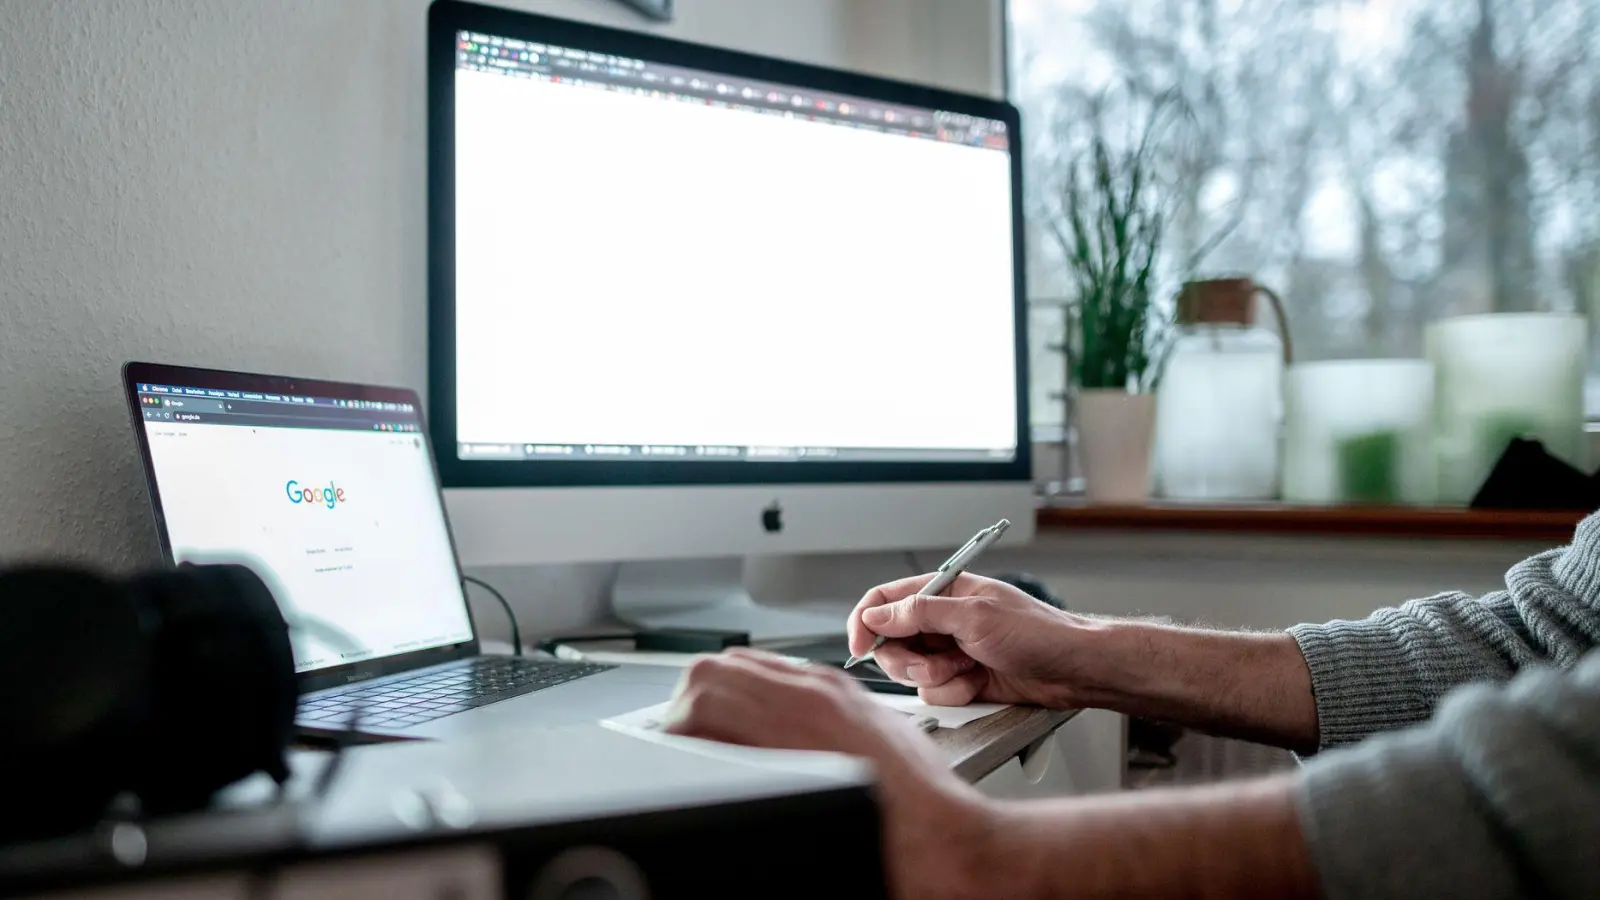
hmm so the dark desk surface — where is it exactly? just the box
[931,706,1079,782]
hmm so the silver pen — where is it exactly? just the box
[843,518,1011,669]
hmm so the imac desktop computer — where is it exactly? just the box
[427,2,1032,639]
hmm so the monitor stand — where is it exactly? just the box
[611,558,844,643]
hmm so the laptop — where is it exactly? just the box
[123,362,680,740]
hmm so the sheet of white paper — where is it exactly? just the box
[600,702,865,777]
[603,701,679,732]
[607,692,1010,741]
[574,649,717,667]
[573,649,814,668]
[870,694,1012,729]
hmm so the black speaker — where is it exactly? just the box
[0,563,296,843]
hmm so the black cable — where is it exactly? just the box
[281,613,368,801]
[288,612,374,744]
[313,717,354,799]
[462,575,521,656]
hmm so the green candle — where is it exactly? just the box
[1336,430,1400,504]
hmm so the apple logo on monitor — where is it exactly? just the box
[761,501,783,534]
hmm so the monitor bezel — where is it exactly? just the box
[122,361,482,694]
[428,0,1031,488]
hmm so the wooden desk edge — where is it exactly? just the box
[932,706,1079,783]
[1035,503,1584,542]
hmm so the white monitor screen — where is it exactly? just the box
[136,383,473,673]
[449,30,1020,466]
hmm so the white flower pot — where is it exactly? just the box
[1077,389,1156,503]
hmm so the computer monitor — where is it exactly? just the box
[427,2,1032,637]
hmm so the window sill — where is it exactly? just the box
[1035,501,1588,543]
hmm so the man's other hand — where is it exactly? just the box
[663,649,992,900]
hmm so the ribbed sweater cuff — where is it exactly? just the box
[1290,618,1436,752]
[1551,512,1600,600]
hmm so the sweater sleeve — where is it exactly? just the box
[1295,651,1600,900]
[1288,512,1600,750]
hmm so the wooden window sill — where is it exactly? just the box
[1035,501,1588,542]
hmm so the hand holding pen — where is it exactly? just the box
[844,519,1010,669]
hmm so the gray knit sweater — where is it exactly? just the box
[1288,514,1600,899]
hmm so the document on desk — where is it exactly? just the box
[869,695,1011,729]
[565,649,814,668]
[605,694,1011,746]
[574,649,722,667]
[602,702,866,777]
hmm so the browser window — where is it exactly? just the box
[450,30,1020,465]
[137,385,473,672]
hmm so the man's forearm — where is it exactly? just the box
[975,774,1317,900]
[1070,618,1319,753]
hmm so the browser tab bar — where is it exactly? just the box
[452,29,1007,151]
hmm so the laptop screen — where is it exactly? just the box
[134,380,474,673]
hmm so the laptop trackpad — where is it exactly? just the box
[413,670,677,737]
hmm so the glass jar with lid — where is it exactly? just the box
[1153,278,1291,501]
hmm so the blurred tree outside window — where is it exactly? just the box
[1011,0,1600,440]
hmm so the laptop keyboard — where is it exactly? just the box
[297,657,617,730]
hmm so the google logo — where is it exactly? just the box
[285,480,347,509]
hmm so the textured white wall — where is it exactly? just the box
[0,0,1001,570]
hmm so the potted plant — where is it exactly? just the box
[1049,93,1181,503]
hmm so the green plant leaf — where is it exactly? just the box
[1051,86,1184,392]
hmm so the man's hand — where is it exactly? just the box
[851,574,1320,751]
[849,573,1099,707]
[663,649,994,900]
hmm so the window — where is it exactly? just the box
[1010,0,1600,439]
